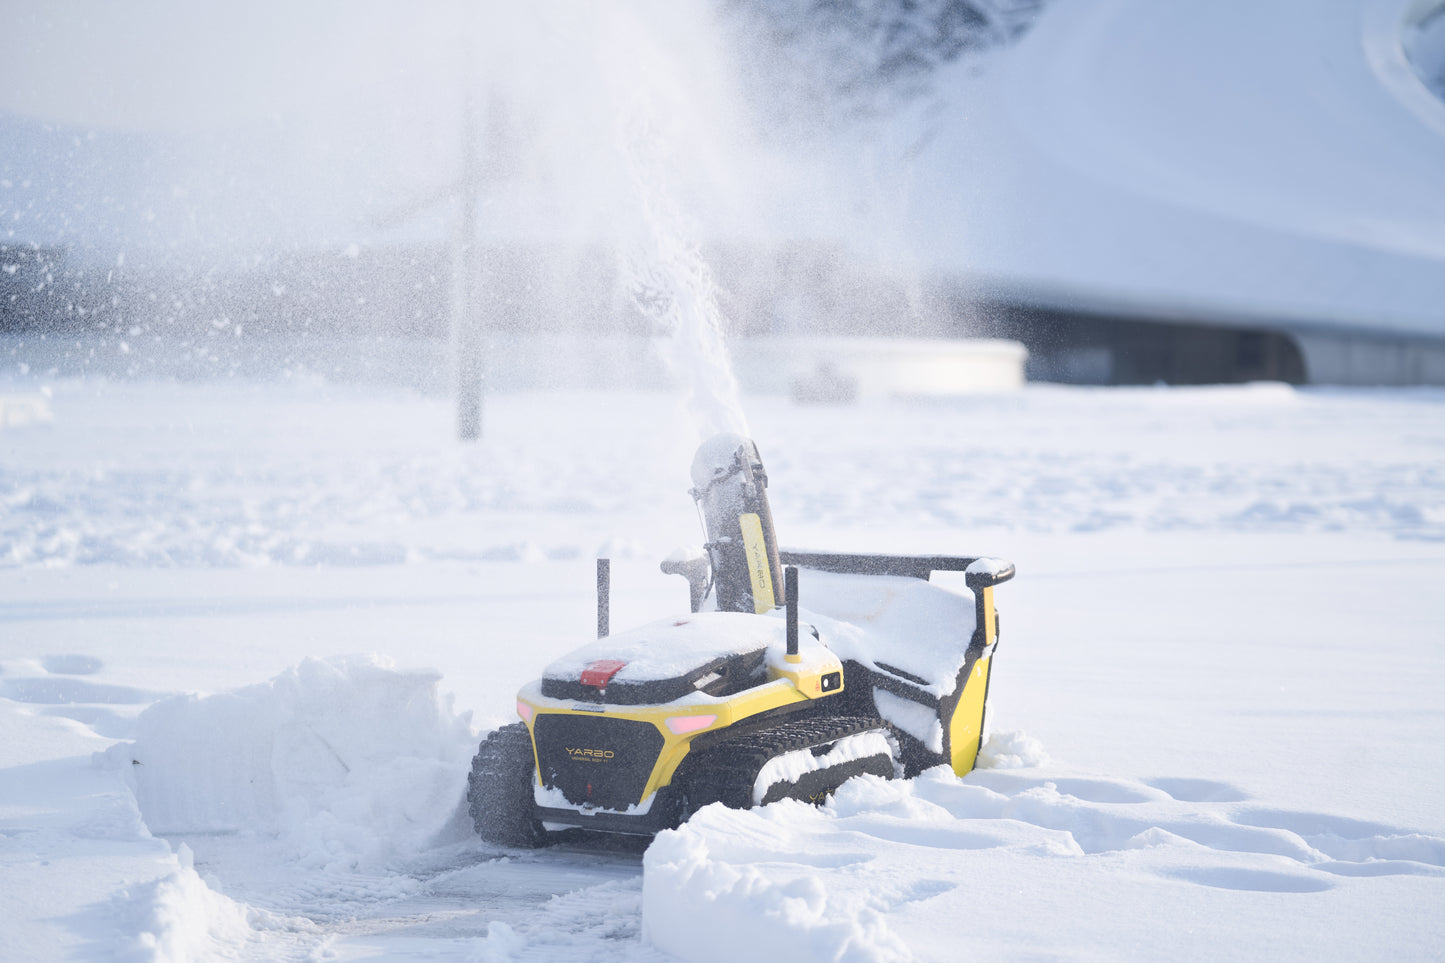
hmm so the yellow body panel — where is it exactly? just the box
[520,580,1003,808]
[947,652,992,776]
[947,584,997,775]
[767,655,844,698]
[518,675,821,807]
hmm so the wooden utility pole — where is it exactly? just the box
[372,60,505,441]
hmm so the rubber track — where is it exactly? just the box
[680,715,896,812]
[467,722,546,848]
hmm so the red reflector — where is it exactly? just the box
[580,659,627,688]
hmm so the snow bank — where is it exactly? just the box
[643,749,1035,963]
[644,738,1445,961]
[644,802,913,963]
[975,728,1048,769]
[116,846,257,963]
[0,710,271,961]
[105,656,476,871]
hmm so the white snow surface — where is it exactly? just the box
[2,379,1445,960]
[647,765,1445,962]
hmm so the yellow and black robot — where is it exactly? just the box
[467,434,1015,846]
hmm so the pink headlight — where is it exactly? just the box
[664,714,717,735]
[516,700,534,723]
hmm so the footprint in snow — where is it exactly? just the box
[1231,808,1445,869]
[41,654,105,676]
[40,705,135,739]
[1048,777,1157,804]
[1162,866,1335,894]
[887,878,956,908]
[1146,777,1250,803]
[0,676,158,705]
[971,770,1157,804]
[960,766,1445,881]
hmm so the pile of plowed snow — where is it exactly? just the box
[644,747,1445,962]
[117,848,260,963]
[103,656,477,871]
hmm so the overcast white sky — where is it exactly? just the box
[0,1,801,260]
[0,1,467,131]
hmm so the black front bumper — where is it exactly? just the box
[534,785,683,836]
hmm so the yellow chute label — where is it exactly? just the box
[739,513,775,613]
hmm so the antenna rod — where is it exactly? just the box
[785,565,799,659]
[597,557,610,639]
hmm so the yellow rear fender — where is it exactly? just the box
[945,650,993,776]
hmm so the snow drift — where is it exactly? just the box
[113,847,259,963]
[104,656,477,871]
[645,752,1445,962]
[644,798,913,963]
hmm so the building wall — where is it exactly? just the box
[1294,330,1445,385]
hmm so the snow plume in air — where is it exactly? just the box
[617,103,750,442]
[586,2,754,443]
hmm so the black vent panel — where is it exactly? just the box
[532,714,665,811]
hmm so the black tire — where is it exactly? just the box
[467,722,547,848]
[676,715,897,817]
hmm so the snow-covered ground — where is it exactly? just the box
[3,377,1444,960]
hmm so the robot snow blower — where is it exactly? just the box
[467,434,1015,845]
